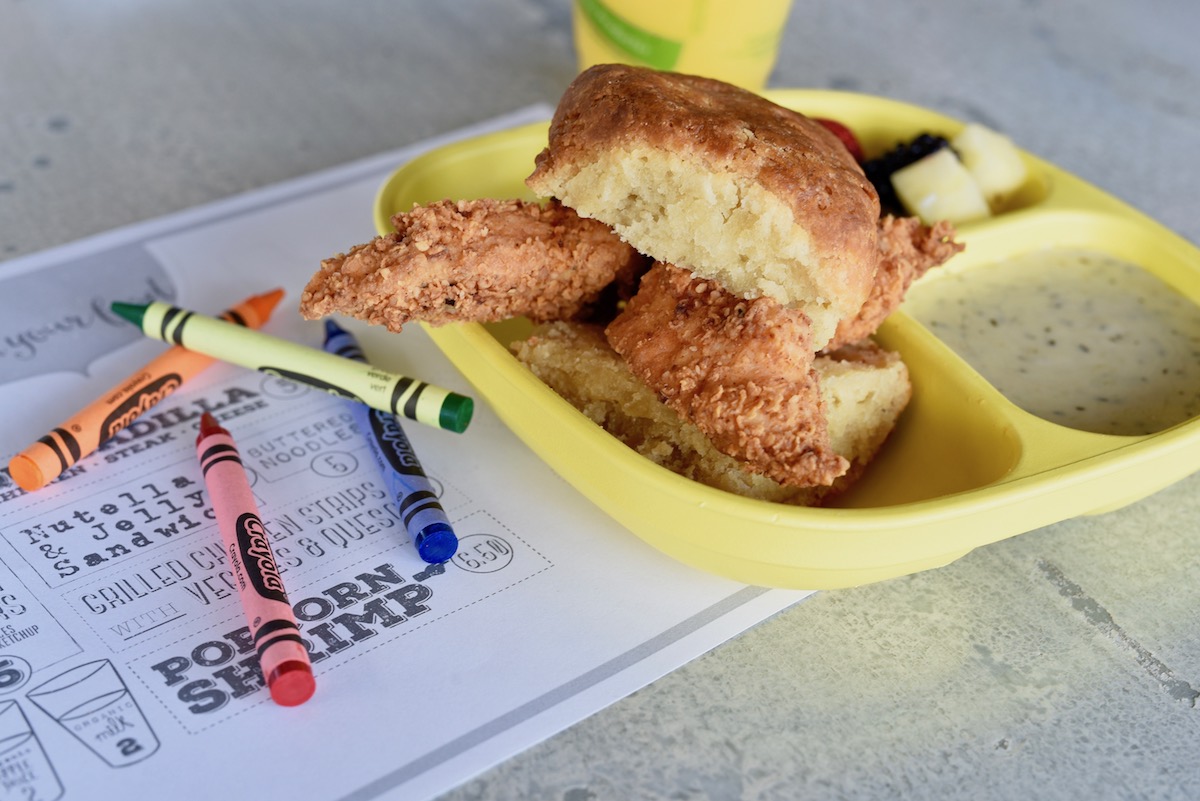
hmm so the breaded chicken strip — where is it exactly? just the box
[826,215,963,351]
[299,198,647,331]
[514,321,911,506]
[604,262,849,489]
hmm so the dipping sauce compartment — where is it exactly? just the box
[373,91,1200,589]
[901,245,1200,437]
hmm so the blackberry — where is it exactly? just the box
[862,133,951,215]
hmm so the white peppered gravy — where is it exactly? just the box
[902,248,1200,436]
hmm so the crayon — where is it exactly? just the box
[323,320,459,564]
[8,289,285,492]
[196,412,315,707]
[110,301,473,434]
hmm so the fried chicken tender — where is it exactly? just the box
[826,215,964,351]
[604,262,849,489]
[299,198,647,331]
[513,321,911,506]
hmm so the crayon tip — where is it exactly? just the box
[247,288,286,322]
[416,522,459,564]
[110,301,146,327]
[268,661,316,706]
[7,455,45,493]
[439,394,474,434]
[323,318,345,338]
[197,412,227,443]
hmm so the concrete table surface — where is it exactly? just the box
[2,1,1198,799]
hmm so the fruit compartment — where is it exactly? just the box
[768,89,1053,221]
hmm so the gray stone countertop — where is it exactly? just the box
[2,1,1198,799]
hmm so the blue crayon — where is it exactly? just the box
[323,321,459,564]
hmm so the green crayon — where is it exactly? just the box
[110,301,472,433]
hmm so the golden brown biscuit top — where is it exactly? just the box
[529,63,879,255]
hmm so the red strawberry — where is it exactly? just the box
[815,117,864,163]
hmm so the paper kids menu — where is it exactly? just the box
[0,108,811,801]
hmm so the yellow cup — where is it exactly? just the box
[572,0,794,91]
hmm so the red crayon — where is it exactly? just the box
[195,412,315,707]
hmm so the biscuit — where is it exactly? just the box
[526,64,880,347]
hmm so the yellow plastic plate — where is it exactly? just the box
[374,90,1200,589]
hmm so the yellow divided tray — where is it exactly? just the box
[374,90,1200,589]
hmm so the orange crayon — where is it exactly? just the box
[196,412,315,707]
[7,289,284,492]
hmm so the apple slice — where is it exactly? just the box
[891,148,991,225]
[951,123,1028,207]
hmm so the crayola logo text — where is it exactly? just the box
[100,373,185,443]
[235,513,287,604]
[368,410,422,475]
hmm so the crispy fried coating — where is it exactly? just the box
[604,262,849,488]
[299,198,647,331]
[513,321,911,506]
[826,215,963,351]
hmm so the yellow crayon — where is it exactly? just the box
[8,289,285,492]
[109,300,473,434]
